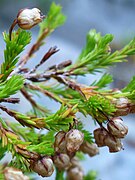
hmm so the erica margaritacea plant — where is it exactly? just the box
[1,2,135,179]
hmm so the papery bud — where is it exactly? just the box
[65,129,84,153]
[30,157,54,177]
[70,157,82,170]
[107,117,128,138]
[113,97,130,116]
[80,142,99,157]
[115,97,129,108]
[53,153,71,170]
[17,8,45,29]
[54,131,67,153]
[94,128,108,147]
[67,166,83,180]
[4,167,29,180]
[104,135,123,152]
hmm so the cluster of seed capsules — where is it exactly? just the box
[94,117,128,152]
[30,117,128,179]
[29,129,99,179]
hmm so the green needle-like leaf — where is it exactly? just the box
[0,75,24,99]
[0,29,31,81]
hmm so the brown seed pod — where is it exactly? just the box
[17,8,45,29]
[53,153,71,170]
[80,141,99,157]
[9,8,45,40]
[30,156,54,177]
[54,131,67,153]
[94,128,108,147]
[4,167,29,180]
[104,135,123,153]
[107,117,128,138]
[65,129,84,153]
[67,166,84,180]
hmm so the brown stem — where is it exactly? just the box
[52,75,86,98]
[18,28,50,68]
[25,83,64,103]
[0,98,20,104]
[0,105,25,126]
[29,46,59,74]
[0,105,45,128]
[9,19,18,41]
[21,88,48,113]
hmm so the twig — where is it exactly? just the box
[48,60,72,71]
[21,88,48,113]
[0,105,45,128]
[29,46,59,74]
[9,19,18,40]
[24,83,64,104]
[52,75,86,98]
[0,98,20,104]
[18,28,50,68]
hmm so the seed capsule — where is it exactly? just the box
[65,129,84,153]
[54,131,67,153]
[94,128,108,147]
[30,157,54,177]
[67,166,83,180]
[107,117,128,138]
[80,142,99,157]
[17,8,45,29]
[70,157,81,168]
[53,153,71,170]
[4,167,29,180]
[104,135,123,152]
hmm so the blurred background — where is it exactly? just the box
[0,0,135,180]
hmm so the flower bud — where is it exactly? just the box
[70,157,79,166]
[67,166,83,180]
[54,131,67,153]
[65,129,84,153]
[4,167,29,180]
[104,135,123,152]
[94,128,108,147]
[17,8,45,29]
[30,157,54,177]
[107,117,128,138]
[53,153,71,170]
[80,142,99,157]
[115,97,129,108]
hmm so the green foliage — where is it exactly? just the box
[0,168,4,180]
[67,29,135,76]
[9,123,39,143]
[79,29,113,60]
[9,153,30,172]
[3,105,75,130]
[91,73,113,89]
[76,151,85,160]
[74,95,116,120]
[27,131,55,155]
[86,95,116,121]
[0,139,7,160]
[39,2,66,36]
[56,168,64,180]
[122,90,135,100]
[1,30,31,81]
[0,75,24,99]
[122,76,135,93]
[40,84,81,100]
[45,105,75,131]
[84,170,97,180]
[78,122,93,144]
